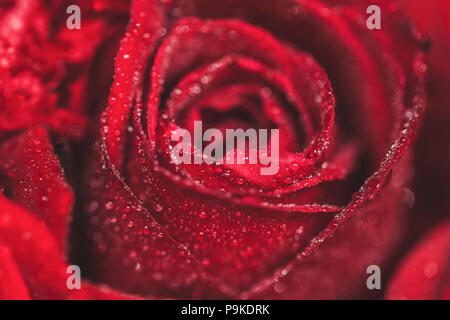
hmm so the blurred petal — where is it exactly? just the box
[386,219,450,300]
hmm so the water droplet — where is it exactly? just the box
[105,201,114,210]
[424,261,438,279]
[274,281,287,293]
[201,258,211,267]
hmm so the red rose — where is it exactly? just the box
[2,0,445,300]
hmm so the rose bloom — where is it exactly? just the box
[0,0,448,300]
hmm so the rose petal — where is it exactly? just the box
[386,218,450,300]
[0,194,69,298]
[0,127,74,249]
[0,241,30,300]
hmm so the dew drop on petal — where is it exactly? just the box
[105,201,114,210]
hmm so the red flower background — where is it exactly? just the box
[0,0,448,300]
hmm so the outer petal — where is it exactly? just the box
[0,189,133,300]
[244,155,414,299]
[0,194,72,299]
[399,0,450,235]
[386,218,450,300]
[0,127,74,249]
[0,127,132,299]
[0,241,31,300]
